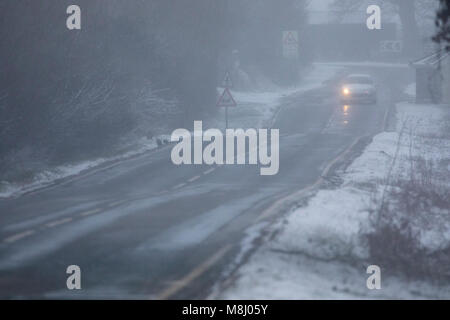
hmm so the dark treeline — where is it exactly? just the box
[434,0,450,49]
[0,1,307,181]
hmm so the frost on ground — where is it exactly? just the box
[219,102,450,299]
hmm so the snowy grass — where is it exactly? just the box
[219,101,450,299]
[364,103,450,281]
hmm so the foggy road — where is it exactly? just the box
[0,66,412,299]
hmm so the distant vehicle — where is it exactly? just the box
[340,74,377,104]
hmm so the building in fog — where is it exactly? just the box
[306,6,400,61]
[304,22,399,61]
[411,49,450,104]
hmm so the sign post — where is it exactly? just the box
[282,31,299,59]
[226,102,229,129]
[217,87,237,129]
[222,71,233,89]
[217,72,237,129]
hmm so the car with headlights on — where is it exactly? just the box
[340,74,377,104]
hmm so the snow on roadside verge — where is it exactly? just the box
[0,136,167,199]
[218,101,450,300]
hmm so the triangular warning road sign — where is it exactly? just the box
[217,88,237,107]
[283,31,298,45]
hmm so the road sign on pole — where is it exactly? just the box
[380,40,403,53]
[283,31,299,59]
[222,71,233,88]
[217,87,237,129]
[217,88,237,108]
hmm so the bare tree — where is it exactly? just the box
[434,0,450,50]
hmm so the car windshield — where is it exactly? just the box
[345,76,373,84]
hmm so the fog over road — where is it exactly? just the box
[0,65,412,299]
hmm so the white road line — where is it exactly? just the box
[188,175,201,183]
[80,208,102,217]
[321,112,336,134]
[3,230,35,243]
[108,201,124,208]
[155,245,232,300]
[173,183,187,190]
[203,168,216,175]
[45,217,73,228]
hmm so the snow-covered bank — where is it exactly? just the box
[0,136,168,199]
[219,101,450,299]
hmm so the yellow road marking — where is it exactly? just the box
[3,230,35,243]
[155,245,232,300]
